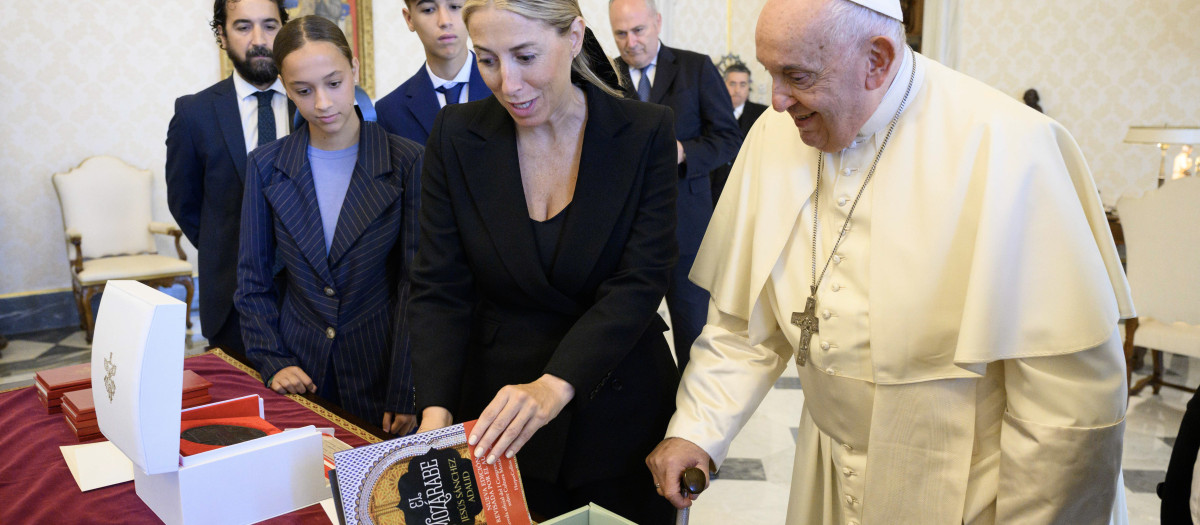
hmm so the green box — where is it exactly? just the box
[540,503,638,525]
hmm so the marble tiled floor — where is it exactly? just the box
[0,320,1191,524]
[0,315,208,392]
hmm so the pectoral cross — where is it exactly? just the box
[790,291,819,366]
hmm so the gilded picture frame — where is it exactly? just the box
[220,0,375,98]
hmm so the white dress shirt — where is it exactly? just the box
[232,72,289,153]
[733,103,745,121]
[426,52,475,107]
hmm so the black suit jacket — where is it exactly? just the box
[375,60,491,146]
[710,101,767,205]
[408,82,680,487]
[236,122,424,422]
[165,77,293,338]
[615,44,741,254]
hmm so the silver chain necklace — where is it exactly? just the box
[790,49,916,366]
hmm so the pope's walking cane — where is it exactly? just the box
[675,467,708,525]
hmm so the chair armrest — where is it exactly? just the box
[151,221,188,262]
[148,222,181,235]
[149,222,188,262]
[65,228,83,273]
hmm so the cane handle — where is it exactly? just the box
[680,467,707,497]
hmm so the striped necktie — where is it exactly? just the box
[637,66,652,102]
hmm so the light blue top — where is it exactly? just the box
[308,144,358,253]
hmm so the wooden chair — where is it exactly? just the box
[1118,176,1200,394]
[51,156,194,342]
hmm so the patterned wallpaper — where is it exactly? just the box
[373,0,432,103]
[3,0,1193,297]
[955,0,1200,207]
[0,1,216,296]
[667,0,773,106]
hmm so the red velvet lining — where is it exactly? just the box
[179,416,282,456]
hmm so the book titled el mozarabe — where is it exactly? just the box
[332,420,531,525]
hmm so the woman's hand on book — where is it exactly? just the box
[270,366,316,395]
[469,374,575,464]
[416,406,453,434]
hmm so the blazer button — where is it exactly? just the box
[612,379,624,391]
[326,327,336,339]
[324,286,335,297]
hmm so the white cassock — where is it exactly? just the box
[668,50,1136,525]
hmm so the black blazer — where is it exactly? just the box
[408,82,680,487]
[615,44,741,255]
[236,122,424,423]
[711,101,767,205]
[165,77,294,338]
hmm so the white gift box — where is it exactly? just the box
[540,503,637,525]
[91,281,328,525]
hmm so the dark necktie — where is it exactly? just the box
[254,91,276,147]
[637,66,652,102]
[436,83,464,106]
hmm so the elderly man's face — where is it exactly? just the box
[610,0,661,69]
[756,0,878,152]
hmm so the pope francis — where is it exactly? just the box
[645,0,1135,524]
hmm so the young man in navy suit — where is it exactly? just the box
[609,0,742,372]
[166,0,292,353]
[711,62,767,205]
[375,0,491,145]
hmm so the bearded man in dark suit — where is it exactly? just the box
[166,0,294,353]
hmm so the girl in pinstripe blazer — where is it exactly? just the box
[235,16,424,434]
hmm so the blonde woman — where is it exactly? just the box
[407,0,678,522]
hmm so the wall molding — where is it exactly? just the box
[0,278,199,336]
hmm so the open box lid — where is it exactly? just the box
[91,280,186,475]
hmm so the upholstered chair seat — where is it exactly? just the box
[75,254,195,285]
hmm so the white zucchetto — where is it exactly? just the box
[847,0,903,21]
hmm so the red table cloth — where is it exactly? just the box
[0,350,383,524]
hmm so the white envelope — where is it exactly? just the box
[60,441,134,492]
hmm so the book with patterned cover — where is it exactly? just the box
[332,420,531,525]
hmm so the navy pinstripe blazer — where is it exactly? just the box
[235,121,423,423]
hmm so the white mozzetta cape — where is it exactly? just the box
[691,56,1133,382]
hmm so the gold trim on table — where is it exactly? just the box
[208,348,382,444]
